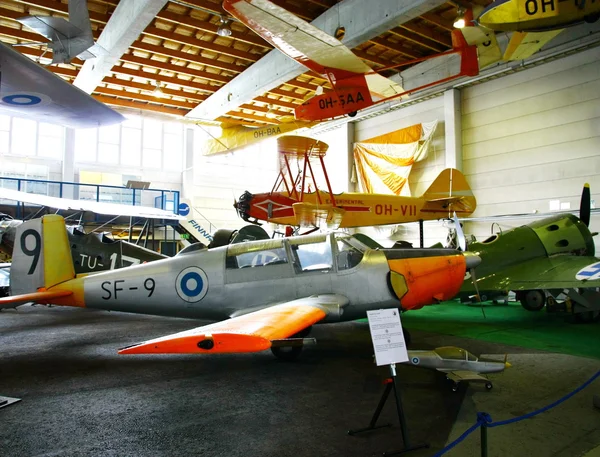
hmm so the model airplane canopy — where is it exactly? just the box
[0,188,184,220]
[0,41,123,128]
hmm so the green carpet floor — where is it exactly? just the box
[398,301,600,360]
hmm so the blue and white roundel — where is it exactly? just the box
[0,92,50,107]
[576,261,600,281]
[176,267,209,302]
[411,357,420,365]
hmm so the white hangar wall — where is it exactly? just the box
[462,46,600,251]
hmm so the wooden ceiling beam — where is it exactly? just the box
[419,12,454,32]
[143,26,258,63]
[120,53,230,85]
[240,103,290,117]
[110,65,217,93]
[398,23,452,48]
[268,87,306,101]
[95,86,197,109]
[157,10,270,49]
[94,94,189,116]
[368,37,423,60]
[16,0,110,24]
[173,0,224,16]
[387,28,446,53]
[226,110,277,124]
[254,95,298,110]
[102,76,208,102]
[130,40,244,74]
[269,0,313,21]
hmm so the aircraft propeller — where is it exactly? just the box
[453,212,486,318]
[580,183,591,227]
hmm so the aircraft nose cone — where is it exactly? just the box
[464,252,481,269]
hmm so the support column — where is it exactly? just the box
[346,123,356,193]
[63,128,76,199]
[444,88,462,171]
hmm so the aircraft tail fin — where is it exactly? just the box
[11,215,75,295]
[420,168,477,217]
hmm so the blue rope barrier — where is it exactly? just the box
[431,370,600,456]
[488,370,600,428]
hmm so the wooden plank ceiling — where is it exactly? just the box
[0,0,491,126]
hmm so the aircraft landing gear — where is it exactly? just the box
[518,289,546,311]
[271,345,303,361]
[485,382,493,390]
[451,383,459,392]
[270,327,313,361]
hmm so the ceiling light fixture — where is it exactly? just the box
[217,16,233,37]
[453,7,466,28]
[153,81,164,98]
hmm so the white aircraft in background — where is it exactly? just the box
[16,0,105,64]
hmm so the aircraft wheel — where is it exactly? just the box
[451,383,459,392]
[574,310,600,324]
[271,345,303,361]
[519,290,546,312]
[485,382,493,390]
[585,13,600,23]
[348,111,358,117]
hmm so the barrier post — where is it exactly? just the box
[480,421,488,457]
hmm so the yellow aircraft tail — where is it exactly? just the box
[10,215,75,295]
[420,168,477,216]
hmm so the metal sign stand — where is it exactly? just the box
[348,363,428,456]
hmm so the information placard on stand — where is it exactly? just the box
[348,309,428,456]
[366,309,408,366]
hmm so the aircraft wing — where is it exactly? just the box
[118,295,348,354]
[439,369,488,383]
[470,255,600,293]
[17,16,83,41]
[503,30,563,60]
[0,41,124,128]
[223,0,404,98]
[0,188,185,221]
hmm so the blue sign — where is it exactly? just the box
[178,202,190,216]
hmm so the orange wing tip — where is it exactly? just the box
[118,333,273,355]
[0,289,73,306]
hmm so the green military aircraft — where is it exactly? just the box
[459,185,600,323]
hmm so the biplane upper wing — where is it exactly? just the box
[0,188,185,220]
[119,295,348,354]
[0,41,123,128]
[223,0,403,98]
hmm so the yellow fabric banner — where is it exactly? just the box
[353,121,437,196]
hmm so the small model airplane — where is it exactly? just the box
[405,346,511,391]
[234,136,476,228]
[198,119,318,156]
[0,215,480,359]
[16,0,105,64]
[460,184,600,323]
[223,0,478,121]
[460,0,600,64]
[0,41,123,128]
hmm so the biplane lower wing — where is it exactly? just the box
[118,296,346,354]
[292,202,345,229]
